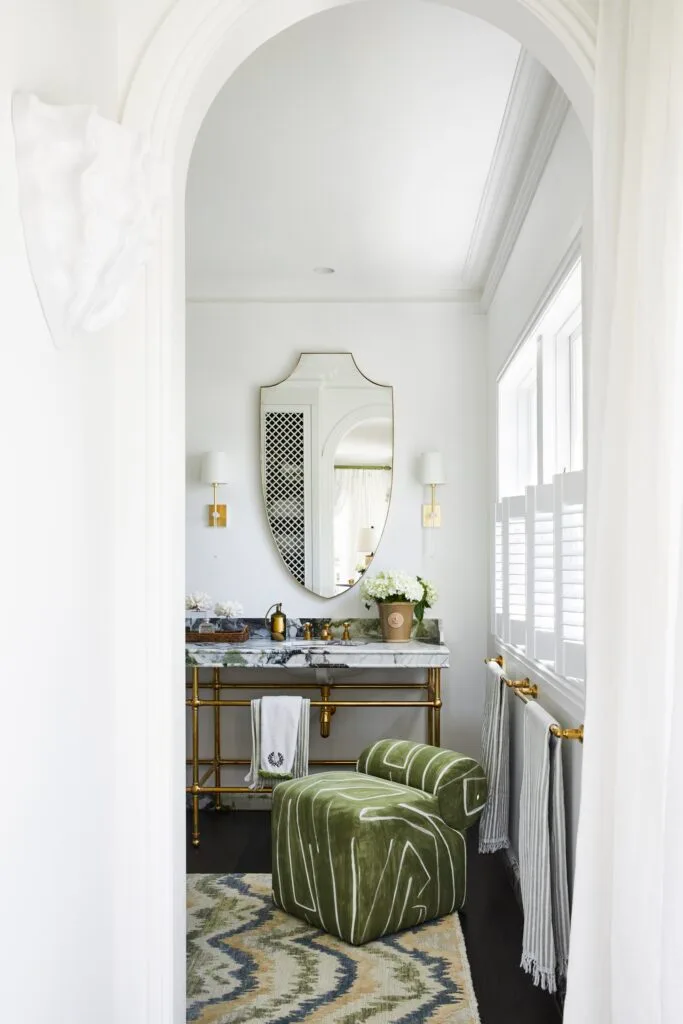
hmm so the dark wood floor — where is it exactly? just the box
[186,809,561,1024]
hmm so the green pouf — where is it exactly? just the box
[272,739,488,945]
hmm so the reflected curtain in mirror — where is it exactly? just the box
[334,468,391,588]
[261,353,393,598]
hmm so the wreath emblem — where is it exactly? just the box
[267,751,285,768]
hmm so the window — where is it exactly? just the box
[540,260,583,483]
[493,259,585,684]
[497,335,538,499]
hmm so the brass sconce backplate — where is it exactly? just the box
[422,503,442,528]
[208,503,227,528]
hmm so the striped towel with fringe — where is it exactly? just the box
[478,661,510,853]
[519,700,571,993]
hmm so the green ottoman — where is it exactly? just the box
[271,739,487,945]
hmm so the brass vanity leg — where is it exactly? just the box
[191,667,201,846]
[213,668,222,811]
[433,668,442,747]
[427,669,435,745]
[320,684,336,738]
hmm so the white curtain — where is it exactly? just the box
[333,469,390,585]
[565,3,683,1021]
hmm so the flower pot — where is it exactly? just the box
[378,602,415,642]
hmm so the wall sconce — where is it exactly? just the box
[357,526,376,568]
[419,452,445,528]
[200,451,229,527]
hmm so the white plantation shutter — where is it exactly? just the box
[554,469,585,680]
[525,482,555,662]
[493,471,585,684]
[493,502,504,637]
[507,495,527,647]
[498,495,527,647]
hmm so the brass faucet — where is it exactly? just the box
[342,622,351,641]
[319,621,334,642]
[303,622,313,641]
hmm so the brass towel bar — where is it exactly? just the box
[484,655,584,743]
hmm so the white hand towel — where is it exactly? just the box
[519,700,571,993]
[260,695,302,778]
[244,697,310,790]
[478,661,510,853]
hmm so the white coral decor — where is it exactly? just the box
[360,570,424,604]
[214,600,244,618]
[185,592,213,612]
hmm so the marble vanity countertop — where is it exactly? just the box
[185,616,448,669]
[185,637,449,669]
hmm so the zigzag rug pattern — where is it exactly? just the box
[187,873,480,1023]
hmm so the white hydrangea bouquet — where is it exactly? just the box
[185,591,213,612]
[360,570,437,640]
[360,569,423,605]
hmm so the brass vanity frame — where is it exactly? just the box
[186,666,442,846]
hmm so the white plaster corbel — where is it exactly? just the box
[11,92,166,349]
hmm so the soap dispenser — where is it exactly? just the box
[265,603,287,642]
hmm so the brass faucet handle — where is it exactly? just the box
[303,622,313,641]
[342,622,351,641]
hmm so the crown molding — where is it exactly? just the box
[479,82,569,311]
[463,52,552,287]
[186,290,483,305]
[463,49,570,312]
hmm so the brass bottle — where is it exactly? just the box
[265,602,287,642]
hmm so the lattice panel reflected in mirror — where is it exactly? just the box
[263,410,307,585]
[261,353,393,598]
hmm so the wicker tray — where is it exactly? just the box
[186,626,249,644]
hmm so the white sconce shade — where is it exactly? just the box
[357,527,376,553]
[200,452,229,528]
[201,451,229,485]
[418,451,446,485]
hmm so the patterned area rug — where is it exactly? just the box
[187,873,480,1023]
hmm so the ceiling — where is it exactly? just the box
[185,0,554,302]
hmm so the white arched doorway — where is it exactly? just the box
[121,3,596,1020]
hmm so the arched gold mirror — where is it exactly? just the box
[261,353,393,597]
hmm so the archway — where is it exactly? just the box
[121,2,595,1019]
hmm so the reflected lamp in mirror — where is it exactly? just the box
[419,451,445,528]
[201,451,229,528]
[357,526,376,568]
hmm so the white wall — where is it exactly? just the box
[186,300,489,762]
[486,107,591,890]
[0,3,121,1021]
